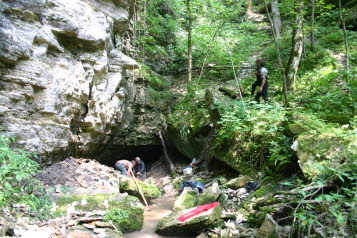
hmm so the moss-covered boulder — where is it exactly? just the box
[293,128,357,180]
[174,187,199,211]
[156,205,222,236]
[104,196,144,233]
[120,178,161,200]
[288,113,327,135]
[197,182,221,206]
[55,193,144,233]
[55,193,129,215]
[224,176,253,189]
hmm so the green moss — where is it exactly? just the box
[55,193,117,215]
[120,179,161,200]
[288,113,328,135]
[105,196,144,233]
[296,127,357,180]
[253,184,276,198]
[174,190,198,210]
[259,206,277,214]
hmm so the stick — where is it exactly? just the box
[129,170,149,207]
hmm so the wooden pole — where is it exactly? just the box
[129,169,149,207]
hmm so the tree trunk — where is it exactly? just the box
[246,0,252,15]
[158,131,175,175]
[285,1,304,91]
[187,0,193,82]
[264,1,288,106]
[338,0,350,75]
[310,0,315,51]
[271,0,282,38]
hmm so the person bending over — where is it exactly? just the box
[114,159,135,176]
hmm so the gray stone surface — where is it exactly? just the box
[0,0,162,162]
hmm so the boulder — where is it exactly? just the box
[256,214,282,238]
[293,128,357,180]
[173,187,199,211]
[197,182,221,205]
[55,193,144,233]
[120,178,161,200]
[156,205,222,236]
[225,176,252,190]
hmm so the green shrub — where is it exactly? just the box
[214,101,293,175]
[0,135,52,218]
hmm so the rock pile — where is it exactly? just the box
[36,157,120,194]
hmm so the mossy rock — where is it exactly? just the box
[120,178,161,200]
[55,193,125,215]
[173,187,199,211]
[197,182,221,206]
[156,205,222,236]
[105,196,144,233]
[253,184,276,198]
[295,128,357,180]
[288,113,327,135]
[55,194,144,233]
[224,176,253,190]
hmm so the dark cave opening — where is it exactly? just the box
[99,144,191,173]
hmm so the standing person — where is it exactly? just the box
[255,59,268,103]
[132,157,146,180]
[114,159,135,176]
[251,58,261,96]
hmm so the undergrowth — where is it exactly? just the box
[0,135,52,219]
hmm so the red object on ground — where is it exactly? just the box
[178,202,220,222]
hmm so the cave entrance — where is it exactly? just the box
[100,144,176,173]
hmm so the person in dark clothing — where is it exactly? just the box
[132,157,146,180]
[251,58,261,96]
[254,59,268,103]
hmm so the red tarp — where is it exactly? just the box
[178,202,220,222]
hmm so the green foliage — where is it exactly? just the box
[291,168,356,237]
[0,134,52,219]
[295,66,356,124]
[139,64,169,90]
[214,101,293,174]
[168,81,211,139]
[105,208,129,227]
[105,196,144,233]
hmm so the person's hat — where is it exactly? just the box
[135,157,141,163]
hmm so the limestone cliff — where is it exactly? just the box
[0,0,161,162]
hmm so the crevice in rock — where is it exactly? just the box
[52,31,105,53]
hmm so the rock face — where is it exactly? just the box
[156,205,222,236]
[0,0,162,162]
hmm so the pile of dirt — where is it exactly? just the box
[36,157,120,193]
